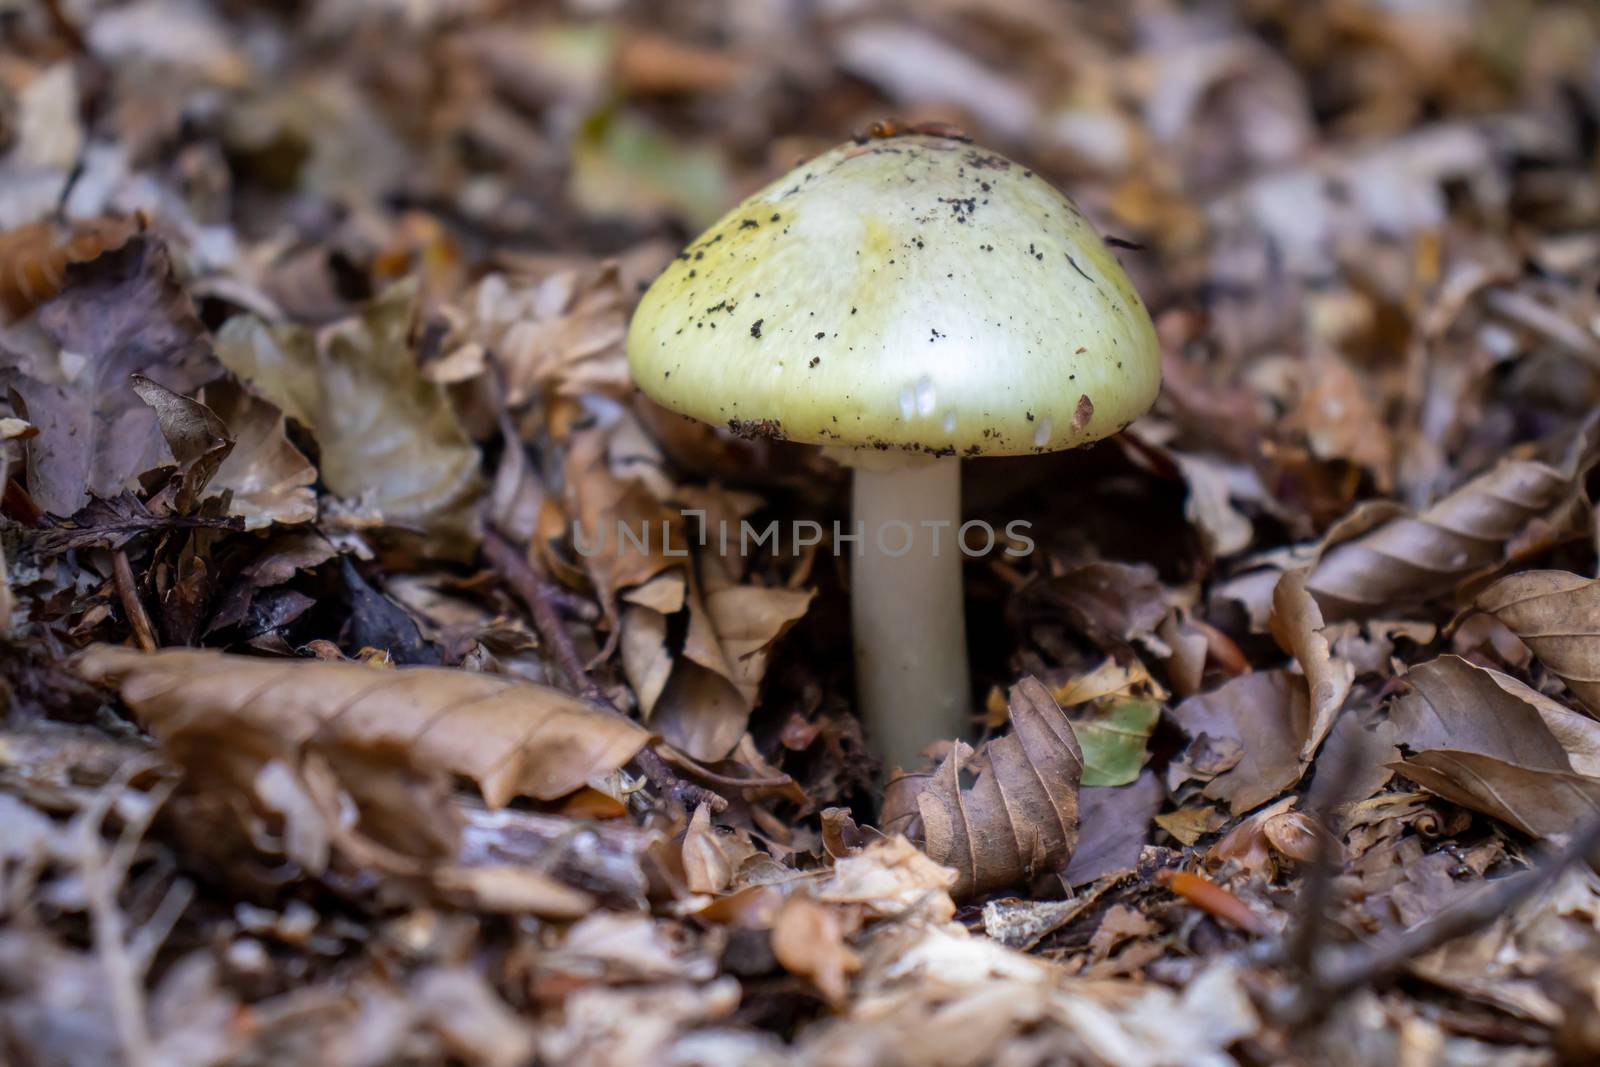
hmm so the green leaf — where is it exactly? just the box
[1075,698,1161,787]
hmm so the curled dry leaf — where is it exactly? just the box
[130,373,233,513]
[911,677,1083,899]
[1306,417,1600,617]
[1477,570,1600,717]
[214,281,482,554]
[769,893,861,1006]
[74,645,650,808]
[1390,656,1600,777]
[1270,568,1354,761]
[816,835,957,923]
[1388,655,1600,836]
[680,801,758,895]
[201,377,317,528]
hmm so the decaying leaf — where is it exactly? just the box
[910,677,1083,898]
[1387,655,1600,835]
[214,281,482,553]
[202,376,317,528]
[1477,570,1600,717]
[1270,568,1354,761]
[1065,770,1164,884]
[770,893,861,1005]
[74,645,650,807]
[1170,670,1309,814]
[1307,418,1600,617]
[1395,751,1600,840]
[2,237,216,516]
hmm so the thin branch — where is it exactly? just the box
[482,525,610,706]
[112,550,158,652]
[1279,813,1600,1028]
[482,524,725,815]
[76,756,167,1067]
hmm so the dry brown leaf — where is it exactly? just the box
[1477,570,1600,717]
[1395,750,1600,839]
[432,865,596,920]
[1064,770,1164,885]
[1270,568,1354,761]
[1156,805,1231,848]
[681,801,757,896]
[213,281,482,554]
[1307,418,1600,617]
[912,677,1083,899]
[816,835,957,923]
[1282,351,1395,492]
[2,237,216,516]
[74,645,650,807]
[452,262,640,405]
[769,894,861,1006]
[1391,656,1600,778]
[1169,670,1309,814]
[0,216,140,320]
[1388,655,1600,837]
[1044,561,1169,653]
[201,376,317,528]
[1088,904,1161,964]
[563,426,686,624]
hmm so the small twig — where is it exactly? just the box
[1483,287,1600,368]
[482,524,726,815]
[482,526,604,704]
[1284,713,1369,979]
[76,756,168,1067]
[1279,814,1600,1028]
[629,745,728,816]
[112,550,157,652]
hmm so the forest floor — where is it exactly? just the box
[3,1,1600,1065]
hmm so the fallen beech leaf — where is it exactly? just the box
[682,802,742,895]
[1270,568,1353,761]
[1156,805,1231,848]
[1065,770,1164,884]
[562,426,686,625]
[3,237,216,516]
[1044,561,1169,652]
[1395,750,1600,839]
[816,835,957,923]
[201,377,317,528]
[0,216,139,320]
[130,374,233,513]
[1307,418,1600,617]
[432,865,596,919]
[1477,570,1600,717]
[214,281,481,554]
[74,645,650,807]
[1391,656,1600,777]
[913,676,1083,898]
[452,262,647,405]
[1088,903,1160,963]
[1170,670,1309,814]
[769,894,861,1006]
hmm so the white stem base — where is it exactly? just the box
[850,457,970,770]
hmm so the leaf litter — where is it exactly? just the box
[3,2,1600,1066]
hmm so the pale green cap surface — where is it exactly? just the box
[626,132,1160,457]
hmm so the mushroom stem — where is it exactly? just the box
[850,455,970,769]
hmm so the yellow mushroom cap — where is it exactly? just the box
[626,132,1160,457]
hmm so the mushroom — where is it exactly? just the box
[625,129,1160,769]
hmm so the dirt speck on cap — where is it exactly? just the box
[1073,394,1094,432]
